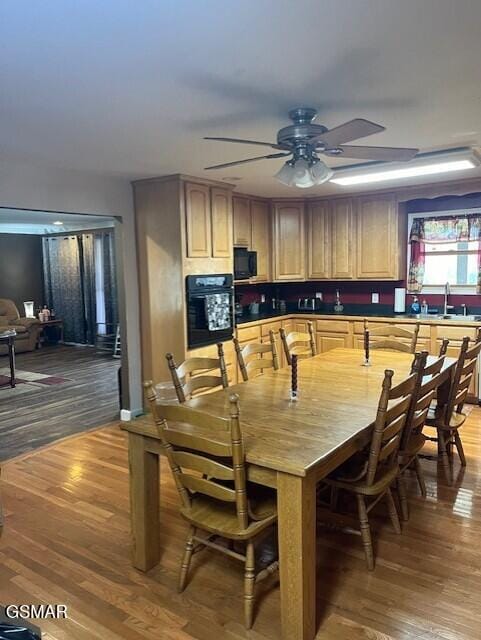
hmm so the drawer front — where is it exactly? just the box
[436,325,477,341]
[236,325,261,343]
[316,319,350,334]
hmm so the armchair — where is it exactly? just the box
[0,299,41,354]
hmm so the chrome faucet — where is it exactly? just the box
[443,282,454,316]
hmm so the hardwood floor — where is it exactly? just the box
[1,408,481,638]
[0,345,119,461]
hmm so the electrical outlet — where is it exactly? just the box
[315,292,323,300]
[372,293,379,304]
[260,294,265,303]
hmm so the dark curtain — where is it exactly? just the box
[43,230,118,345]
[99,231,118,330]
[43,236,87,343]
[43,235,97,344]
[81,234,96,344]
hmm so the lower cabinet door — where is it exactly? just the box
[317,333,350,353]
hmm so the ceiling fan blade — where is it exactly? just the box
[311,118,385,146]
[204,136,288,150]
[204,152,291,170]
[326,144,418,162]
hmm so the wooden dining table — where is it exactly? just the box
[123,347,456,640]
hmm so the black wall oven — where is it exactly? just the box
[186,274,234,349]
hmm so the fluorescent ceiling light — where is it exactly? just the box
[53,220,63,225]
[330,149,480,186]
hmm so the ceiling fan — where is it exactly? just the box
[204,107,418,188]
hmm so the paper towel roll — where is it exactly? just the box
[394,288,406,313]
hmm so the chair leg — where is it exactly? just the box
[454,430,467,467]
[178,526,195,593]
[244,540,255,629]
[386,486,402,531]
[330,486,340,512]
[356,494,374,571]
[437,429,452,485]
[396,475,409,522]
[413,456,427,498]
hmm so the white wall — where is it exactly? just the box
[0,156,143,413]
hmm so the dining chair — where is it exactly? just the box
[234,330,279,382]
[321,368,417,570]
[166,343,229,403]
[144,386,278,630]
[397,351,445,520]
[364,319,420,354]
[424,335,481,484]
[438,338,450,357]
[279,320,316,365]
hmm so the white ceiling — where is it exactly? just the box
[0,208,114,235]
[1,0,481,197]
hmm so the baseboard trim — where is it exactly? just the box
[119,408,143,422]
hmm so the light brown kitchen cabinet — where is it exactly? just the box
[273,201,305,281]
[250,199,271,281]
[233,196,251,246]
[185,182,211,258]
[317,333,351,353]
[356,193,401,279]
[330,198,354,278]
[307,200,330,279]
[211,187,232,258]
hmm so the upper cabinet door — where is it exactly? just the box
[331,198,354,279]
[273,201,305,281]
[233,196,251,246]
[250,200,271,281]
[211,187,233,258]
[307,201,330,279]
[185,182,211,258]
[356,193,398,279]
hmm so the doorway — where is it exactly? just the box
[0,208,134,460]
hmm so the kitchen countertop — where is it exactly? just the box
[236,309,481,328]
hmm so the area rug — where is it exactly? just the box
[0,368,71,394]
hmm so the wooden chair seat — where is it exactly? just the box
[180,491,277,539]
[325,464,398,496]
[426,409,467,430]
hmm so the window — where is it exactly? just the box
[407,210,481,294]
[423,240,479,286]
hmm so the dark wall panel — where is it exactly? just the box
[0,233,44,314]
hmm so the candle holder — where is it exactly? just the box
[362,330,371,367]
[290,354,298,401]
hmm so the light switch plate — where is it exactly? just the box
[260,294,265,303]
[315,292,323,300]
[372,293,379,304]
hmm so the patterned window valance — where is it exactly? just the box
[409,214,481,244]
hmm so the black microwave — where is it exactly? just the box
[234,247,257,280]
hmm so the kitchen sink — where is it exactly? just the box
[404,313,481,322]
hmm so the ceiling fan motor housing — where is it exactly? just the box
[277,108,327,151]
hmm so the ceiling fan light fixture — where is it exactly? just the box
[275,160,296,186]
[310,159,334,183]
[275,157,333,188]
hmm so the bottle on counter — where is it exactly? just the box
[410,296,421,314]
[421,299,428,314]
